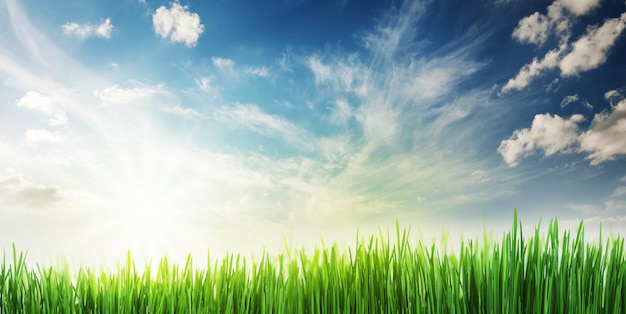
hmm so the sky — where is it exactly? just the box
[1,0,626,268]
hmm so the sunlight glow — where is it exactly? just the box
[88,128,206,265]
[115,183,174,256]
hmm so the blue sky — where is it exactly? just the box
[1,0,626,266]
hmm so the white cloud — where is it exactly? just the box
[16,90,56,114]
[560,94,579,107]
[605,89,623,105]
[212,57,237,76]
[578,99,626,165]
[62,18,113,39]
[510,0,593,47]
[96,19,113,38]
[62,23,91,38]
[502,94,626,166]
[513,12,551,45]
[94,83,165,105]
[16,91,68,126]
[498,113,584,167]
[244,66,270,77]
[161,105,204,119]
[153,3,204,47]
[559,0,600,16]
[560,13,626,76]
[24,129,65,145]
[501,44,565,93]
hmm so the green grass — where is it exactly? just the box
[1,211,625,313]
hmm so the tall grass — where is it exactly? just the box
[1,211,625,313]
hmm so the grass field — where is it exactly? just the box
[1,211,625,313]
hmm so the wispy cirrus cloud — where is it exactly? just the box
[212,57,237,77]
[288,0,506,220]
[328,99,353,126]
[211,102,314,151]
[244,66,270,77]
[155,0,508,225]
[212,57,271,79]
[560,94,579,108]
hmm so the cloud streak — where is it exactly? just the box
[212,103,313,151]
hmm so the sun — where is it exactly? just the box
[87,161,211,267]
[105,179,180,260]
[83,128,214,264]
[98,173,220,268]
